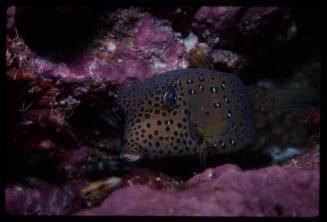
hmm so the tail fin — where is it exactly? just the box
[248,86,320,111]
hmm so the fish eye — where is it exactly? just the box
[163,86,179,110]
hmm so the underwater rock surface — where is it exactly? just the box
[5,148,319,216]
[6,5,320,216]
[8,8,187,98]
[283,146,319,170]
[6,5,16,30]
[6,179,87,215]
[192,7,293,50]
[77,149,319,216]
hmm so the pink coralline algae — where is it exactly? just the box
[7,7,295,94]
[6,179,87,215]
[10,10,188,94]
[6,149,319,216]
[283,147,319,170]
[5,5,320,217]
[192,7,293,49]
[208,49,249,72]
[77,153,319,216]
[55,146,89,177]
[6,5,16,29]
[125,169,182,191]
[294,106,321,150]
[192,6,241,38]
[187,7,294,72]
[72,13,187,84]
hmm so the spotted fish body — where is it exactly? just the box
[116,68,255,160]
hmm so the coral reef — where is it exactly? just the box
[8,8,188,96]
[6,178,87,215]
[6,5,16,30]
[6,147,319,216]
[5,5,320,216]
[191,7,294,50]
[283,146,319,170]
[77,151,319,216]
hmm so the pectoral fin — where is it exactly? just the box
[197,119,229,168]
[197,119,229,144]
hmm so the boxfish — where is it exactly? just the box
[106,68,319,166]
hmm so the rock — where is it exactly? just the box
[7,5,16,30]
[77,155,319,216]
[192,7,293,50]
[9,8,189,97]
[56,146,89,178]
[6,148,319,216]
[5,6,320,217]
[192,6,241,46]
[6,178,87,215]
[191,7,294,72]
[125,169,182,191]
[283,147,320,170]
[208,49,249,72]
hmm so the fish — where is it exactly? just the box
[115,68,256,165]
